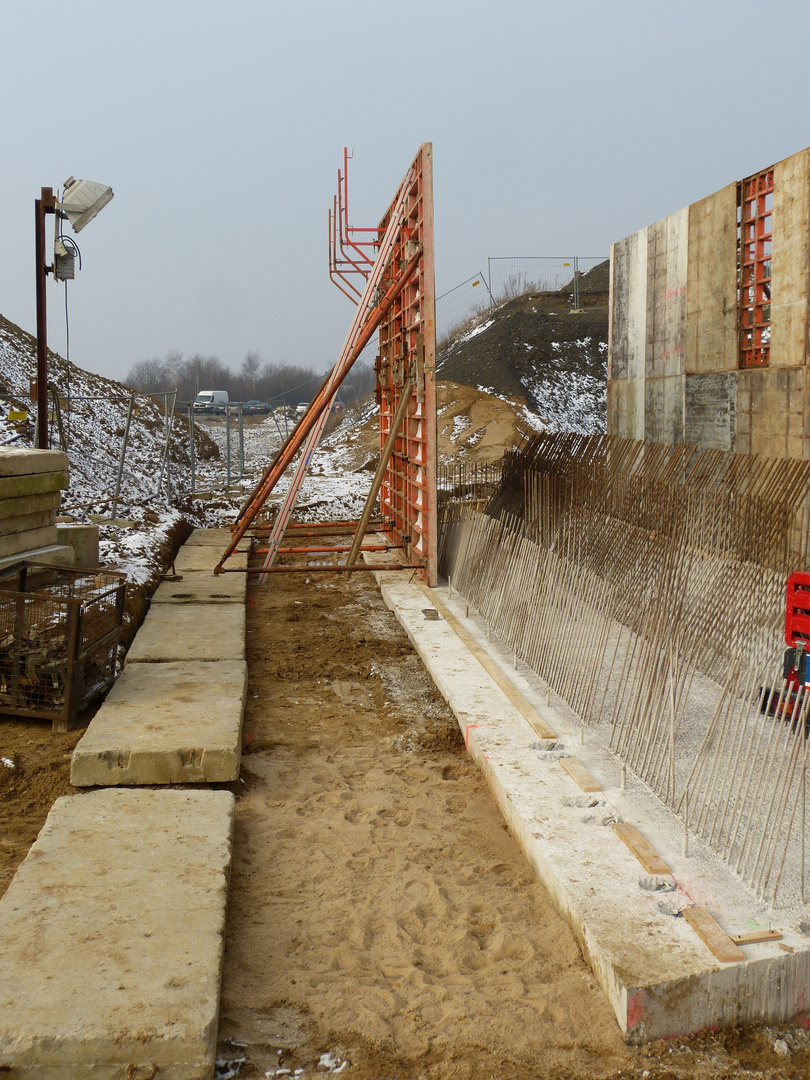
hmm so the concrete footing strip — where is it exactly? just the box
[0,788,235,1078]
[374,570,810,1042]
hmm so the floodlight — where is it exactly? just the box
[58,176,114,233]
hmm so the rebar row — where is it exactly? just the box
[438,433,810,904]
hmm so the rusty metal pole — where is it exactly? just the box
[35,188,56,449]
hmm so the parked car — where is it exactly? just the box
[244,400,270,415]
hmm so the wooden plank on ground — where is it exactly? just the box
[682,906,745,963]
[560,757,602,792]
[730,929,782,946]
[612,822,671,875]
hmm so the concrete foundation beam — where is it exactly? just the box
[125,602,245,663]
[0,788,234,1079]
[184,528,241,546]
[0,509,57,536]
[71,660,247,786]
[373,567,810,1043]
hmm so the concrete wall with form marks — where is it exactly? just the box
[608,145,810,459]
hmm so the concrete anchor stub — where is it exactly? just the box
[71,660,247,786]
[0,788,234,1078]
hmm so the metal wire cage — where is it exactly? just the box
[0,561,126,731]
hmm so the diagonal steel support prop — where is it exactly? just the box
[215,177,419,576]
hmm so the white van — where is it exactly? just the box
[193,390,229,414]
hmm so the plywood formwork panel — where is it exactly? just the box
[771,150,810,368]
[645,209,688,380]
[377,144,437,585]
[684,372,737,450]
[608,378,645,440]
[685,183,738,374]
[737,366,806,459]
[645,374,684,444]
[609,229,648,383]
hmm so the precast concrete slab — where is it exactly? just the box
[0,525,58,559]
[373,567,810,1043]
[125,602,245,664]
[71,660,247,786]
[185,528,240,546]
[0,544,75,573]
[0,787,234,1079]
[173,545,248,573]
[151,572,246,604]
[0,447,68,476]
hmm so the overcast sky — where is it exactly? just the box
[2,0,810,385]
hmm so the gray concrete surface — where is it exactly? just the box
[0,525,58,559]
[0,788,234,1079]
[185,527,242,546]
[373,565,810,1042]
[0,469,68,500]
[56,522,99,567]
[71,660,247,785]
[0,544,75,573]
[125,601,245,663]
[174,545,248,573]
[0,491,61,520]
[151,572,246,604]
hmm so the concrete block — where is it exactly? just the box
[125,602,245,663]
[0,509,57,536]
[151,573,246,604]
[0,525,58,559]
[0,470,68,500]
[185,528,236,546]
[0,490,61,521]
[71,660,247,786]
[174,545,248,573]
[0,545,75,574]
[0,788,234,1079]
[372,566,810,1043]
[0,447,68,477]
[56,523,100,568]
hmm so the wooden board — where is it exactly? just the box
[560,757,602,792]
[730,929,782,946]
[682,906,745,963]
[612,822,671,875]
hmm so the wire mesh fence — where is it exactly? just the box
[436,273,494,345]
[487,256,607,303]
[436,256,608,346]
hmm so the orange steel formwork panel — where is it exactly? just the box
[739,167,774,368]
[376,144,437,585]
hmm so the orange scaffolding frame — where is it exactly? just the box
[215,144,436,584]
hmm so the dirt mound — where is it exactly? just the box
[437,261,609,435]
[319,382,540,474]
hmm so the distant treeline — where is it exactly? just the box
[124,350,375,408]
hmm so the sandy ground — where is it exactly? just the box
[216,566,631,1079]
[215,563,810,1080]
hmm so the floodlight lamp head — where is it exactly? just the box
[59,176,114,233]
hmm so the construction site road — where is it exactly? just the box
[215,563,810,1079]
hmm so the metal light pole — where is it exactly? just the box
[34,188,57,449]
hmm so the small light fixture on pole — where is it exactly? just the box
[34,177,113,449]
